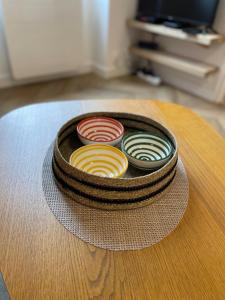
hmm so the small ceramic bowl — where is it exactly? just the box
[69,144,128,178]
[77,116,124,146]
[121,132,173,170]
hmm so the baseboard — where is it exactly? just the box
[0,62,131,89]
[92,63,131,79]
[0,64,92,89]
[0,74,14,88]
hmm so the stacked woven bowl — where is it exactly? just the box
[52,112,178,210]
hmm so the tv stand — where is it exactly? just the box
[136,16,162,24]
[182,27,204,35]
[163,20,184,29]
[127,19,225,102]
[127,19,225,46]
[127,19,225,78]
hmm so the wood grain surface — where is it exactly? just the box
[0,100,225,300]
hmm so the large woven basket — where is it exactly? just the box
[52,112,178,210]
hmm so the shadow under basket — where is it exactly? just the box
[52,112,178,210]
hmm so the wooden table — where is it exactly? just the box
[0,100,225,300]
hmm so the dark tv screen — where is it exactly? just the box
[137,0,159,18]
[159,0,219,26]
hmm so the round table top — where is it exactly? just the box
[0,99,225,300]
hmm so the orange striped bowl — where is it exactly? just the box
[69,144,128,178]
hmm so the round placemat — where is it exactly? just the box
[42,144,189,251]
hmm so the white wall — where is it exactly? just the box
[81,0,93,68]
[89,0,137,78]
[106,0,137,77]
[88,0,111,76]
[0,0,11,87]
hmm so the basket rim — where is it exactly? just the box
[54,112,178,186]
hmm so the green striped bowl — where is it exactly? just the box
[121,132,173,170]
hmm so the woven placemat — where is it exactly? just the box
[42,144,189,251]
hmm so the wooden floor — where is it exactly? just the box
[0,73,225,137]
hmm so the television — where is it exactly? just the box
[136,0,160,21]
[159,0,219,27]
[136,0,219,28]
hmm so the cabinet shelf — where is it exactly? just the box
[130,47,217,78]
[128,20,225,46]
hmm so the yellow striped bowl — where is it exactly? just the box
[69,144,128,178]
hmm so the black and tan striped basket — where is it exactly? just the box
[52,112,178,210]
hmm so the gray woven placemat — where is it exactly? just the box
[42,144,189,251]
[0,273,10,300]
